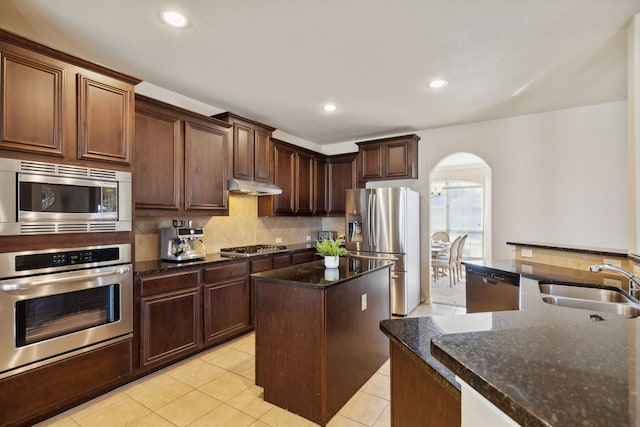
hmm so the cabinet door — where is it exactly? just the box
[296,151,314,215]
[385,140,413,178]
[272,142,295,214]
[254,129,271,182]
[233,123,254,181]
[77,72,134,165]
[328,154,357,215]
[203,279,250,345]
[0,51,65,157]
[134,105,182,212]
[140,287,200,368]
[184,121,230,212]
[314,157,328,215]
[359,144,384,180]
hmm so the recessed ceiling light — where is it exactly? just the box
[161,11,190,28]
[428,79,448,89]
[323,104,337,112]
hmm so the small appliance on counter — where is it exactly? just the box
[318,231,337,241]
[159,219,206,262]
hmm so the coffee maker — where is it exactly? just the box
[159,219,206,262]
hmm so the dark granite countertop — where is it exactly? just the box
[251,256,392,289]
[134,253,245,276]
[134,242,318,276]
[506,240,628,257]
[462,259,622,287]
[380,263,639,426]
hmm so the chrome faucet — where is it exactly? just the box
[588,264,640,297]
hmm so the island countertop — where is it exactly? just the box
[250,256,392,289]
[380,268,639,426]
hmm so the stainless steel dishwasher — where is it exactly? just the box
[465,264,520,313]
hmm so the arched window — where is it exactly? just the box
[430,153,490,260]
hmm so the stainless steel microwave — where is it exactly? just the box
[0,158,131,235]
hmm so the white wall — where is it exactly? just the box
[413,101,628,264]
[629,14,639,256]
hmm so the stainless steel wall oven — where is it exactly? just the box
[0,243,132,378]
[0,157,132,235]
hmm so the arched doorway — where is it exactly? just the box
[429,152,491,308]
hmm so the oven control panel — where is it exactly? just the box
[16,248,120,270]
[0,244,131,278]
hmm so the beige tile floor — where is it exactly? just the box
[36,302,465,427]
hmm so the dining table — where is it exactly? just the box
[431,240,450,259]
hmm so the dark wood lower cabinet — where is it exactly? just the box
[0,339,132,427]
[138,260,253,372]
[203,261,250,344]
[390,341,461,427]
[140,287,201,369]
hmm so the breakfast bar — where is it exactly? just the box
[252,257,392,426]
[381,261,640,426]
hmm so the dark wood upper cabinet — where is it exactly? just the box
[0,51,66,157]
[258,139,318,217]
[134,101,182,211]
[213,112,275,183]
[327,153,358,216]
[134,95,232,216]
[270,139,295,214]
[0,29,140,167]
[296,150,315,215]
[184,121,230,211]
[314,156,328,215]
[76,72,134,165]
[356,134,420,181]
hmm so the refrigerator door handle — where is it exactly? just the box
[367,193,373,245]
[371,192,377,247]
[348,253,398,261]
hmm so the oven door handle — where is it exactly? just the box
[0,266,131,292]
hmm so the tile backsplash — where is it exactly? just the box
[135,195,346,261]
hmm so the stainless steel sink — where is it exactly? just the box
[538,283,640,318]
[539,284,635,303]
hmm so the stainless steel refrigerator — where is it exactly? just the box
[345,187,420,316]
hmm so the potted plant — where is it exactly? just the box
[315,239,348,269]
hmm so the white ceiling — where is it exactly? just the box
[0,0,638,144]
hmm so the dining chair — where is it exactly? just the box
[455,234,468,280]
[431,231,450,243]
[432,235,461,287]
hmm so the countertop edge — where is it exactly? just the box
[430,338,547,427]
[379,320,461,395]
[251,260,392,289]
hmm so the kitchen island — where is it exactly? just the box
[252,257,392,426]
[381,260,639,426]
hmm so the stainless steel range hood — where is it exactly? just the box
[228,178,283,196]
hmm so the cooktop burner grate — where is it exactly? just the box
[220,244,288,256]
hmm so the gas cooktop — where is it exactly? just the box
[220,244,288,257]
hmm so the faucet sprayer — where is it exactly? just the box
[587,264,640,298]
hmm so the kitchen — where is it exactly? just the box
[0,1,639,426]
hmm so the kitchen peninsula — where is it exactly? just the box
[381,261,639,426]
[252,257,392,426]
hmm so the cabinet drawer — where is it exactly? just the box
[292,251,318,265]
[204,260,249,285]
[139,270,201,297]
[272,253,291,269]
[251,256,273,273]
